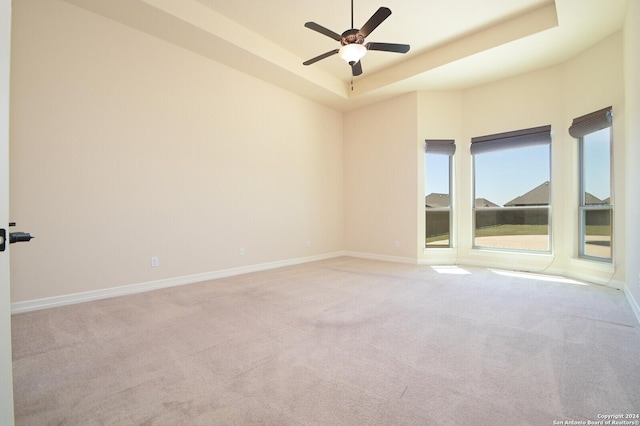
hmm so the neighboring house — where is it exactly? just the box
[475,198,500,208]
[426,193,499,238]
[425,193,450,208]
[504,181,550,206]
[504,181,605,206]
[425,194,500,208]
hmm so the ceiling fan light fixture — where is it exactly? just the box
[339,43,367,65]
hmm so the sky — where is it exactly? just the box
[582,128,611,201]
[425,128,611,206]
[474,144,550,206]
[424,145,549,206]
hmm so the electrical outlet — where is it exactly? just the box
[306,240,311,248]
[151,257,159,267]
[394,241,399,248]
[240,248,245,256]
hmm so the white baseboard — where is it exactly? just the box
[10,251,346,314]
[344,251,417,264]
[624,285,640,326]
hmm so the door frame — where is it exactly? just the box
[1,0,15,424]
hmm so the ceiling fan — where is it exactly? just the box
[302,1,410,76]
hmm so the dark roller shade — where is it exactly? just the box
[425,139,456,156]
[568,106,612,138]
[470,125,551,155]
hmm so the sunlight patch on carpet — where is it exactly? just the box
[431,265,471,275]
[489,269,587,285]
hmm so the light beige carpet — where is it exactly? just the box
[11,257,640,425]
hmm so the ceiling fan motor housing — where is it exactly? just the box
[341,29,365,46]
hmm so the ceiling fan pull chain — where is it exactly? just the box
[351,77,354,91]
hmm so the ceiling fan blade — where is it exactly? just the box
[351,61,363,76]
[358,7,391,38]
[366,42,410,54]
[303,49,340,66]
[304,22,342,41]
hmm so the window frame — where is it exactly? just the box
[425,152,453,249]
[578,127,613,263]
[471,128,552,253]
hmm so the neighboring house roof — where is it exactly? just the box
[475,198,500,208]
[425,193,450,208]
[597,196,610,205]
[426,193,500,208]
[505,181,550,206]
[427,184,606,209]
[504,181,607,206]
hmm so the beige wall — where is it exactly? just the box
[9,0,639,318]
[458,32,625,283]
[562,31,626,284]
[417,90,463,263]
[461,32,626,283]
[345,32,628,286]
[459,64,567,271]
[623,0,640,314]
[9,0,344,302]
[343,92,418,261]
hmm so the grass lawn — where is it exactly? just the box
[426,234,450,244]
[585,225,612,236]
[426,224,547,245]
[474,224,548,237]
[426,224,611,245]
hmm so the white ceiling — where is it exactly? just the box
[63,0,629,111]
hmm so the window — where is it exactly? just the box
[570,107,613,262]
[471,126,551,252]
[425,139,455,248]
